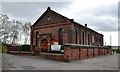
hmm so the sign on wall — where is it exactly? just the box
[51,45,61,51]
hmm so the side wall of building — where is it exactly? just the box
[67,23,103,46]
[30,21,103,52]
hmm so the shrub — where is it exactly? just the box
[21,44,30,51]
[2,43,8,53]
[60,45,64,54]
[112,49,116,51]
[116,48,120,54]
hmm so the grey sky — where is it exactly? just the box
[2,2,71,23]
[0,0,119,46]
[1,1,119,32]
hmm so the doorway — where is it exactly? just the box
[41,38,48,52]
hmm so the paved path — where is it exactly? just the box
[2,54,118,70]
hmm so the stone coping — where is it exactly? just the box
[41,52,64,56]
[64,43,111,49]
[9,51,34,53]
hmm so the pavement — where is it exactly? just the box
[2,53,119,70]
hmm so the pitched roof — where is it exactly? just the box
[32,7,69,26]
[32,7,102,35]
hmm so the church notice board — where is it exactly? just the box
[51,45,61,51]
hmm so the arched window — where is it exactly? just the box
[36,31,39,45]
[58,28,63,45]
[68,29,73,43]
[75,29,78,44]
[88,33,90,45]
[81,31,85,45]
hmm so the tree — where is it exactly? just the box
[0,14,31,44]
[22,22,31,44]
[0,14,10,43]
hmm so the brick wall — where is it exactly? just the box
[94,48,99,56]
[7,45,21,51]
[64,48,79,60]
[40,45,112,62]
[40,53,64,61]
[64,44,112,61]
[88,48,94,58]
[80,48,87,59]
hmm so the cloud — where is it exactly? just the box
[86,4,118,31]
[1,0,119,31]
[2,2,71,23]
[62,0,119,31]
[118,2,120,31]
[0,2,2,13]
[98,31,118,46]
[1,0,119,46]
[76,13,118,31]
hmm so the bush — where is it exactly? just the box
[60,45,64,54]
[116,48,120,54]
[112,49,116,51]
[21,44,30,51]
[2,43,8,53]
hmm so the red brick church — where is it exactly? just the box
[30,7,111,61]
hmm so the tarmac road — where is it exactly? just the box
[2,53,119,70]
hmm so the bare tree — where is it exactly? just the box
[0,14,31,45]
[22,22,31,44]
[0,14,10,43]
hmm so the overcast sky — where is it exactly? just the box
[0,0,119,46]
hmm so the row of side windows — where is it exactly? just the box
[75,29,98,45]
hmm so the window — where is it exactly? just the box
[58,28,63,45]
[95,35,98,42]
[92,35,95,43]
[88,33,90,45]
[31,31,33,45]
[68,29,72,43]
[36,31,39,45]
[75,29,78,44]
[81,31,85,45]
[79,30,81,44]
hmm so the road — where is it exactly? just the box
[2,53,118,70]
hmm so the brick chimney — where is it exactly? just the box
[70,19,74,22]
[85,23,87,27]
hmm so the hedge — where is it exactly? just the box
[116,48,120,53]
[21,44,30,51]
[112,48,120,54]
[2,44,8,53]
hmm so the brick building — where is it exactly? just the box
[27,7,112,61]
[30,7,103,52]
[4,7,111,61]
